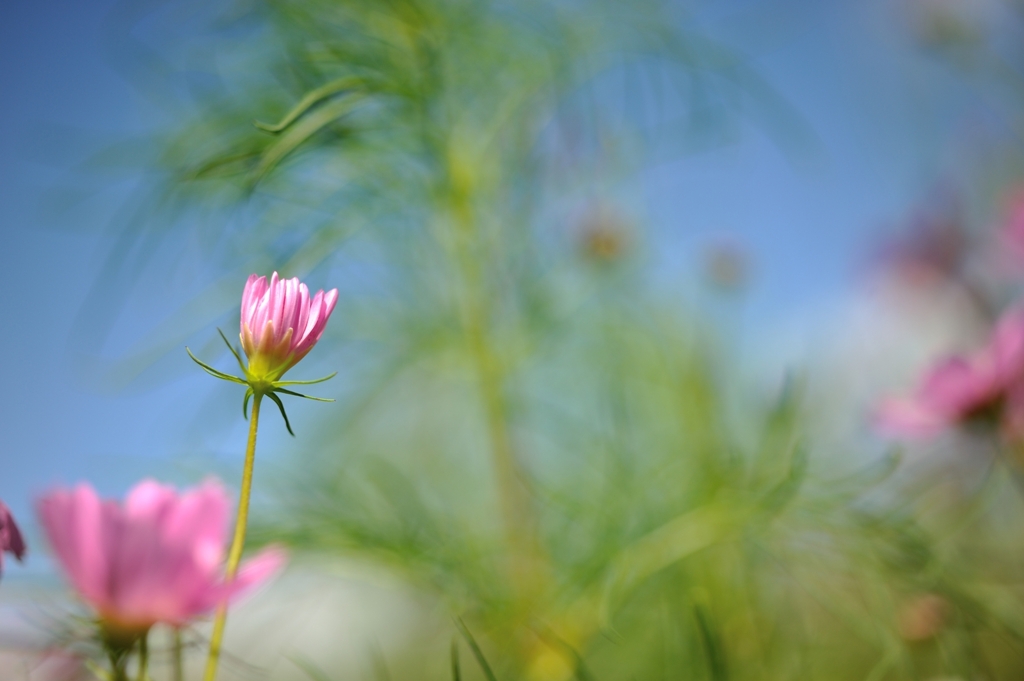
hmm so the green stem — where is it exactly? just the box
[108,650,128,681]
[173,629,184,681]
[203,392,263,681]
[445,180,547,599]
[137,633,149,681]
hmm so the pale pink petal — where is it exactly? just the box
[302,288,338,352]
[195,546,288,613]
[232,546,287,594]
[249,295,268,345]
[163,479,229,564]
[240,275,265,325]
[38,486,114,609]
[873,398,950,439]
[917,358,995,416]
[293,283,310,352]
[240,275,267,332]
[293,289,324,354]
[267,273,285,345]
[124,480,178,519]
[300,290,325,341]
[280,277,300,339]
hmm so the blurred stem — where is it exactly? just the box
[137,633,149,681]
[173,629,183,681]
[447,176,548,599]
[204,392,263,681]
[108,650,128,681]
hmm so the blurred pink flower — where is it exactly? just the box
[240,272,339,382]
[37,480,285,639]
[875,306,1024,438]
[0,499,26,578]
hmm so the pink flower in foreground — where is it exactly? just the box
[37,480,285,640]
[0,500,26,579]
[239,272,339,382]
[875,307,1024,439]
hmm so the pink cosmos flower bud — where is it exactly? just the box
[37,480,285,641]
[874,306,1024,439]
[239,272,339,383]
[0,500,26,580]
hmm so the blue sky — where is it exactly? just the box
[1,0,1019,579]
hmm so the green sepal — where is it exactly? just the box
[186,347,247,385]
[274,372,338,386]
[242,387,254,420]
[273,387,334,402]
[217,327,249,376]
[267,391,295,436]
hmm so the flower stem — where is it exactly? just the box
[108,650,128,681]
[444,179,549,602]
[137,633,149,681]
[203,392,263,681]
[173,629,183,681]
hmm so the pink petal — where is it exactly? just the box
[293,283,311,352]
[295,289,325,353]
[873,398,950,439]
[240,275,265,324]
[917,358,995,415]
[267,273,285,345]
[300,289,338,351]
[232,546,287,595]
[280,277,300,339]
[37,485,113,611]
[196,546,288,614]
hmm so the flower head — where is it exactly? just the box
[37,480,284,640]
[875,306,1024,438]
[239,272,338,384]
[0,499,26,579]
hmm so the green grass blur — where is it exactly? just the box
[85,0,1024,678]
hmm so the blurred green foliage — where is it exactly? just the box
[91,0,1024,678]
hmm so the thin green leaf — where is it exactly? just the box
[267,391,295,436]
[217,327,249,375]
[694,604,728,681]
[453,618,498,681]
[185,347,247,385]
[450,639,462,681]
[275,372,338,386]
[274,387,334,402]
[243,387,254,420]
[251,94,366,183]
[254,77,362,133]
